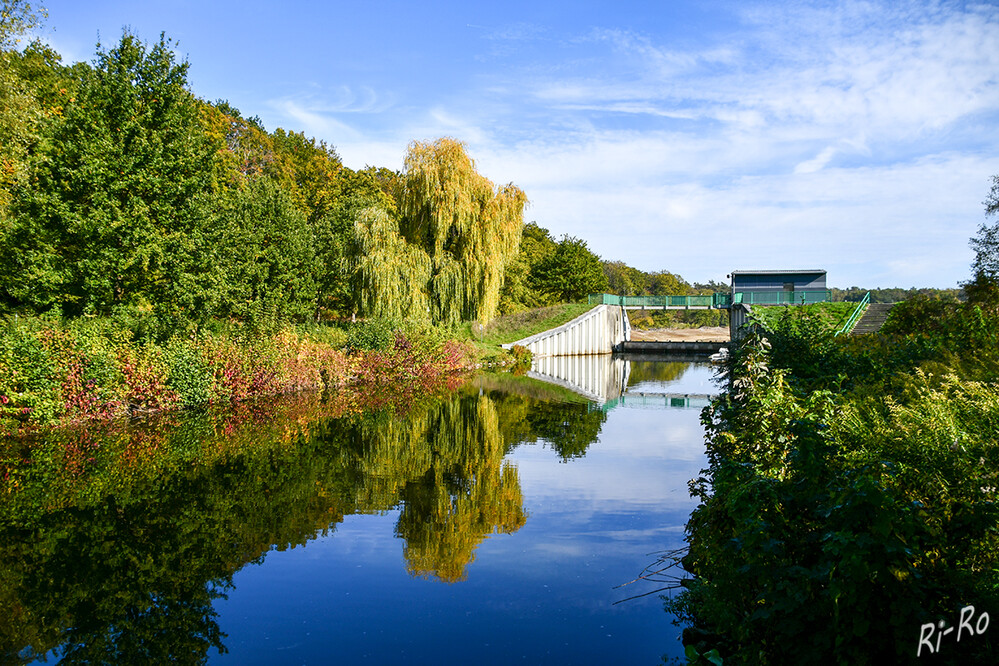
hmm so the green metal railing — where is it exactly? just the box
[834,292,870,337]
[587,291,830,308]
[587,293,730,308]
[730,290,831,306]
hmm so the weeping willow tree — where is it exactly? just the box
[355,137,527,325]
[354,206,432,322]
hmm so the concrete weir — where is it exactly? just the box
[500,305,628,358]
[620,341,725,354]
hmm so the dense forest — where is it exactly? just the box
[0,27,531,332]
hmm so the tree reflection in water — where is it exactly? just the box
[0,374,605,662]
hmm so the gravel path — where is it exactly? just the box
[629,326,730,342]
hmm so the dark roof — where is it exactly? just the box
[730,269,826,275]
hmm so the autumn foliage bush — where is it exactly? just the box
[0,316,475,433]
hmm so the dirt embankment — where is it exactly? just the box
[628,326,730,342]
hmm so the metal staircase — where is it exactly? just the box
[850,302,895,335]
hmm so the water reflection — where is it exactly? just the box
[529,354,717,409]
[1,376,616,663]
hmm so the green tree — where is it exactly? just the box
[531,235,608,302]
[602,260,645,295]
[0,2,48,216]
[647,270,689,296]
[310,167,403,318]
[353,206,432,322]
[0,1,44,48]
[267,127,344,223]
[498,222,558,313]
[0,31,219,317]
[197,179,317,326]
[965,175,999,310]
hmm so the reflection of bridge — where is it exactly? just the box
[528,354,715,410]
[600,392,713,412]
[528,354,629,404]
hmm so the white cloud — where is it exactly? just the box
[269,99,363,142]
[794,146,839,174]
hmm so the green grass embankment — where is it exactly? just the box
[463,302,595,348]
[748,301,857,334]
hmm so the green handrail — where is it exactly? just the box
[587,291,832,308]
[729,290,831,305]
[835,292,870,337]
[587,293,730,308]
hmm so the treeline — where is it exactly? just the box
[831,286,963,303]
[603,261,726,298]
[498,223,609,313]
[0,17,530,335]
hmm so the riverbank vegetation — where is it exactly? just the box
[0,315,476,433]
[671,188,999,664]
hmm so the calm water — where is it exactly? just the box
[3,359,717,664]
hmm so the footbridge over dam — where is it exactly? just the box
[499,301,728,358]
[500,297,731,359]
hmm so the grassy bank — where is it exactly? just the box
[0,315,479,434]
[746,300,857,333]
[464,302,594,347]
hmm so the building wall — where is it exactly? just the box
[732,272,826,292]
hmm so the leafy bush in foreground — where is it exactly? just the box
[0,316,475,433]
[673,300,999,664]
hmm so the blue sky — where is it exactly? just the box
[30,0,999,288]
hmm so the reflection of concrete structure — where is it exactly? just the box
[601,392,712,412]
[528,354,714,410]
[529,353,629,403]
[502,305,628,358]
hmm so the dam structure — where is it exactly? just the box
[500,304,630,358]
[501,270,830,358]
[499,302,726,359]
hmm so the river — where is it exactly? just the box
[2,358,718,664]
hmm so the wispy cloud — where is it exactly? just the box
[269,99,364,141]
